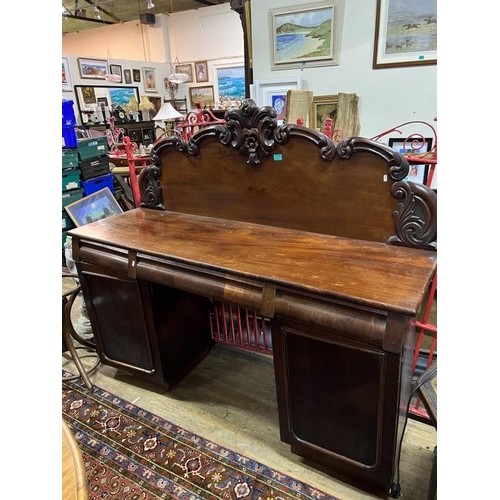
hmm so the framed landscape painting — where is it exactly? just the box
[373,0,437,68]
[269,0,341,70]
[189,85,215,108]
[77,58,108,79]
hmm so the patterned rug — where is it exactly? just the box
[62,373,341,500]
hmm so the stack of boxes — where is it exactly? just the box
[62,99,113,254]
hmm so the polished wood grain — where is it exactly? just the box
[70,208,437,316]
[62,419,88,500]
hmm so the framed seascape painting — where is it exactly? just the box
[77,58,108,79]
[65,188,123,227]
[269,0,341,70]
[62,57,72,91]
[388,137,433,185]
[373,0,437,68]
[214,65,245,107]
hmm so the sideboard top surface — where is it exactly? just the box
[69,208,437,316]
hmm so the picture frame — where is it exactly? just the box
[175,63,194,83]
[109,64,122,83]
[269,0,341,70]
[189,85,215,108]
[213,64,245,106]
[133,69,141,82]
[77,57,108,79]
[194,60,209,83]
[81,86,96,104]
[253,77,303,124]
[124,69,132,84]
[388,137,433,186]
[62,57,72,91]
[142,67,157,92]
[64,187,123,227]
[373,0,437,69]
[147,96,162,119]
[309,94,338,132]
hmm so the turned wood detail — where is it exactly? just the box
[140,99,437,250]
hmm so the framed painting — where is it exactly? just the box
[123,69,132,84]
[189,85,215,108]
[109,64,122,83]
[309,94,338,131]
[62,57,72,91]
[147,96,162,119]
[388,137,433,185]
[373,0,437,69]
[64,187,123,227]
[81,86,96,104]
[77,57,108,79]
[269,0,341,70]
[143,67,157,92]
[194,60,209,83]
[133,69,141,82]
[175,63,194,83]
[214,65,245,107]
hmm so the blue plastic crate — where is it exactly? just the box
[81,173,114,197]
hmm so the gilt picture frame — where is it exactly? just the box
[269,0,341,70]
[373,0,437,69]
[194,61,209,83]
[175,63,194,83]
[309,94,338,132]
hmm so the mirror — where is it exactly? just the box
[74,85,140,126]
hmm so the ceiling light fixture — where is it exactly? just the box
[94,5,101,19]
[147,0,155,9]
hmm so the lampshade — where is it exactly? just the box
[154,102,184,121]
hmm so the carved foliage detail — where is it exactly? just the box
[139,165,164,209]
[389,181,437,250]
[336,137,409,181]
[219,99,279,165]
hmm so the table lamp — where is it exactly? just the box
[154,102,184,135]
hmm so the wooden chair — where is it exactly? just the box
[62,273,100,390]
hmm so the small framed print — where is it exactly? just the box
[175,63,194,83]
[388,137,433,185]
[194,61,209,83]
[109,64,122,83]
[124,69,132,84]
[62,57,72,91]
[143,67,157,92]
[133,69,141,82]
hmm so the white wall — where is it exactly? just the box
[251,0,437,139]
[62,0,437,184]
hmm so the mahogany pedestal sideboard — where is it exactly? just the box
[69,99,437,495]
